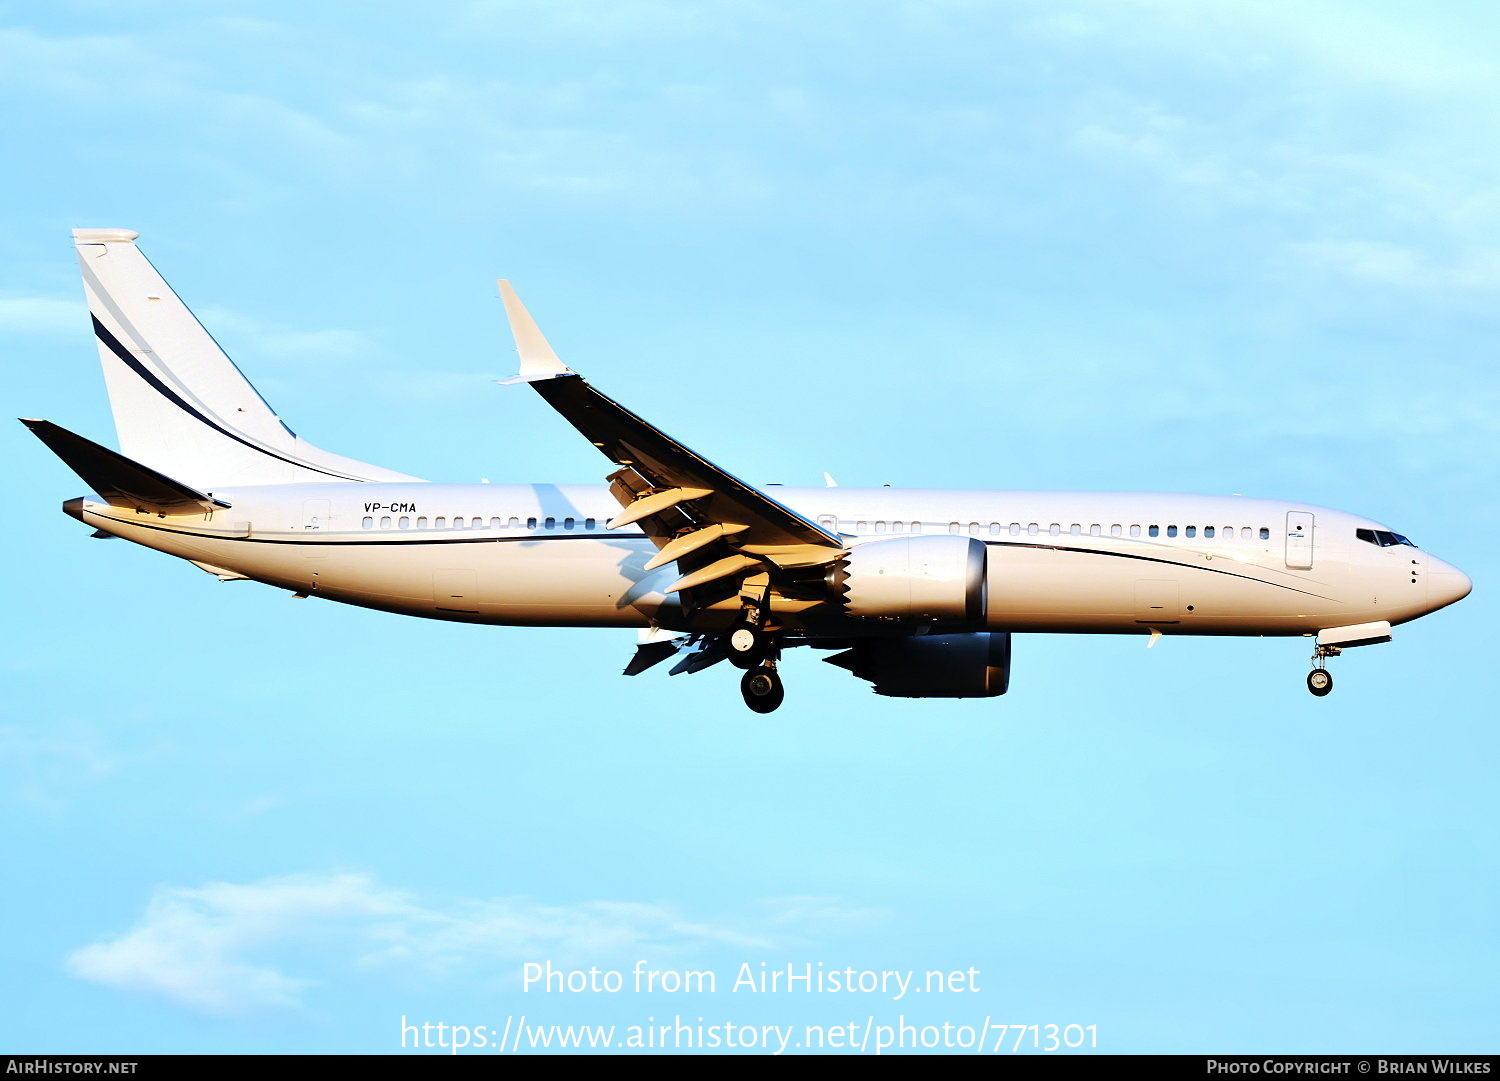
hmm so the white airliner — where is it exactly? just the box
[25,229,1472,712]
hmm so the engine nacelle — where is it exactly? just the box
[831,535,987,625]
[827,632,1012,698]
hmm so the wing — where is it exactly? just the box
[497,282,845,610]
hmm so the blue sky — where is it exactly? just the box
[3,0,1496,1055]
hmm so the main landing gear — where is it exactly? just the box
[726,614,778,669]
[1306,645,1340,697]
[729,603,785,712]
[740,665,784,714]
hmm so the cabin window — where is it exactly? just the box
[1148,525,1159,537]
[1068,523,1080,535]
[490,518,501,530]
[889,521,902,533]
[472,517,483,529]
[1028,523,1039,536]
[398,517,410,529]
[585,518,596,530]
[1167,525,1178,537]
[1259,527,1270,540]
[1049,523,1061,536]
[967,522,979,535]
[564,517,575,530]
[1185,525,1196,538]
[1111,524,1122,537]
[1090,524,1101,536]
[362,517,374,529]
[948,522,960,534]
[1008,523,1020,535]
[1130,524,1140,537]
[380,516,392,529]
[1203,526,1214,538]
[545,517,556,529]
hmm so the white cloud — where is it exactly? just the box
[0,296,85,335]
[193,305,374,365]
[0,25,354,193]
[1074,110,1243,193]
[0,21,766,212]
[67,873,393,1015]
[0,725,122,781]
[458,0,768,38]
[1036,3,1500,303]
[66,872,883,1015]
[0,720,158,809]
[1108,0,1500,94]
[1021,0,1500,98]
[1289,240,1500,293]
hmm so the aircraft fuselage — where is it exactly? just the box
[74,482,1470,637]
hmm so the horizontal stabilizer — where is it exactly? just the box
[21,418,228,515]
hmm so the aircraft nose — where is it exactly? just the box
[1427,560,1473,612]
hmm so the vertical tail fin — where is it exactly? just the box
[75,228,417,487]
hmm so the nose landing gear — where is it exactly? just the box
[1306,645,1340,697]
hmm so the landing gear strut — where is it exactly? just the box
[740,665,784,713]
[1307,645,1340,697]
[727,618,772,668]
[729,583,784,709]
[726,604,780,670]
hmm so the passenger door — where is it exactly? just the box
[1285,511,1314,570]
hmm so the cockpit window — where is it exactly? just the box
[1356,528,1418,548]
